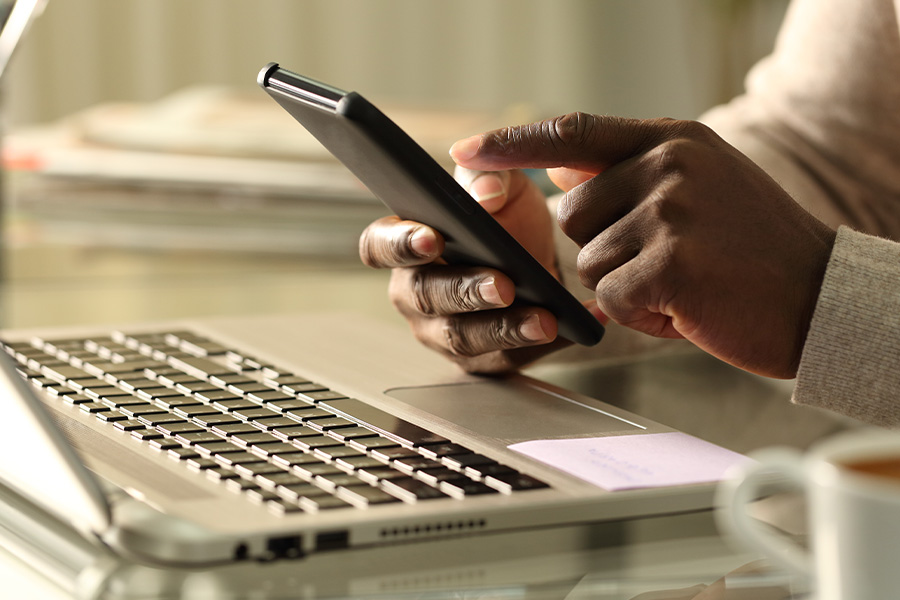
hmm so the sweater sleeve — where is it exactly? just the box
[794,227,900,426]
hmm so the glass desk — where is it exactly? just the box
[0,208,839,600]
[1,508,804,599]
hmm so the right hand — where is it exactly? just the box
[358,168,602,374]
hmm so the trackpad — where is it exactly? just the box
[385,380,642,443]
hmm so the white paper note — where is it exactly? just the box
[509,432,752,491]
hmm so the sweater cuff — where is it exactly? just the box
[793,226,900,426]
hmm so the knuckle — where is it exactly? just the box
[441,318,478,357]
[411,270,438,316]
[548,112,597,148]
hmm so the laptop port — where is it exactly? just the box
[264,535,304,560]
[316,530,349,551]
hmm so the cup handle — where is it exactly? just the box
[715,448,812,578]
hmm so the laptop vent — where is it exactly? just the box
[379,518,487,540]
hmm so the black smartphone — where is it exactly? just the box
[258,63,604,346]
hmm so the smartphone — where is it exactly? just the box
[258,63,604,346]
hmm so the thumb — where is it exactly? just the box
[450,112,676,173]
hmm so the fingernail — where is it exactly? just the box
[410,227,438,258]
[469,174,506,206]
[477,276,505,307]
[449,135,481,163]
[519,314,549,342]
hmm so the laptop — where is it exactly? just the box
[0,309,745,567]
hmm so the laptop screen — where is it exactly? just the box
[0,0,45,79]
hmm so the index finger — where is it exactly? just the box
[449,113,688,173]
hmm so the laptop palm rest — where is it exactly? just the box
[385,380,644,444]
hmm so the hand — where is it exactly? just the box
[451,113,836,378]
[358,168,600,374]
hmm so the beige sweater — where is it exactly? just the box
[701,0,900,425]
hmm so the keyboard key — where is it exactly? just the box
[464,463,517,480]
[194,389,243,403]
[314,473,366,492]
[337,484,403,507]
[234,462,285,479]
[347,436,402,452]
[40,364,96,383]
[175,431,226,445]
[298,495,352,512]
[247,390,295,404]
[275,483,330,503]
[418,443,473,459]
[131,428,164,441]
[96,411,130,423]
[283,407,333,421]
[149,438,183,451]
[392,456,445,474]
[231,407,283,421]
[355,466,407,485]
[311,445,366,461]
[156,421,205,436]
[291,435,343,452]
[256,471,307,490]
[229,430,283,447]
[326,426,379,442]
[206,467,242,482]
[168,447,201,460]
[210,398,259,412]
[483,472,550,492]
[297,390,347,403]
[172,405,222,419]
[439,478,499,498]
[334,455,384,471]
[114,419,148,432]
[168,355,236,380]
[370,446,420,462]
[150,395,203,409]
[226,381,273,395]
[194,441,247,456]
[175,380,220,395]
[192,413,242,427]
[249,442,299,457]
[250,416,303,430]
[210,422,260,437]
[269,424,321,440]
[442,453,498,471]
[305,416,357,431]
[381,477,448,502]
[214,452,268,467]
[270,452,322,469]
[265,398,316,412]
[292,462,344,480]
[137,414,190,427]
[415,467,466,486]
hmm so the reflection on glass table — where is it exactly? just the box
[0,504,808,600]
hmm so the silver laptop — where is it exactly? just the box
[0,311,733,566]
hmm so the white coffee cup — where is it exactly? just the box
[716,429,900,600]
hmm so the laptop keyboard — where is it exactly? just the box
[2,330,548,515]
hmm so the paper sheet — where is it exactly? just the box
[509,432,752,491]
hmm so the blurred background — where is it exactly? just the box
[0,0,789,331]
[5,0,788,126]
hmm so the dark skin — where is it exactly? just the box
[359,112,837,379]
